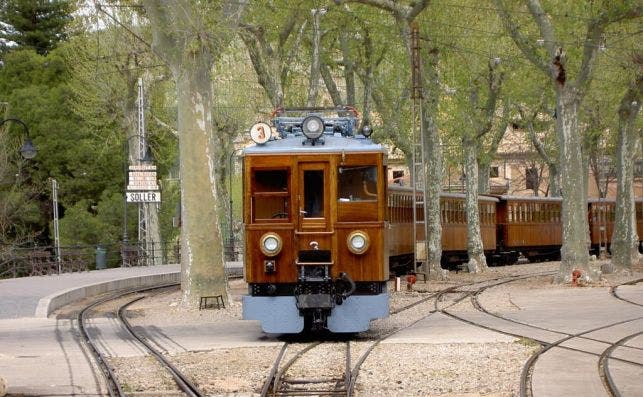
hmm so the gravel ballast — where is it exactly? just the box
[110,261,639,396]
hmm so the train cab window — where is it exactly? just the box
[338,166,378,202]
[304,170,324,218]
[252,169,290,221]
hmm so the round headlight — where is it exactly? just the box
[260,233,283,257]
[347,230,370,255]
[302,116,324,140]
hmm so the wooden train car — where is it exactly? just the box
[386,186,498,270]
[241,110,643,334]
[494,196,563,263]
[587,199,615,256]
[242,108,389,333]
[587,198,643,255]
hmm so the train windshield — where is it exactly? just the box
[338,166,378,202]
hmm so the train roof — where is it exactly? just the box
[242,133,386,155]
[493,195,562,202]
[243,107,387,155]
[387,185,499,202]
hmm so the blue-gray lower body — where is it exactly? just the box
[242,293,389,333]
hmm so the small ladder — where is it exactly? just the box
[411,23,428,274]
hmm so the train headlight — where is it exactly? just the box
[260,233,283,257]
[347,230,370,255]
[302,116,324,140]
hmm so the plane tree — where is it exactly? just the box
[611,72,641,269]
[141,0,246,305]
[494,0,641,282]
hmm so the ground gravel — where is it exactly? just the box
[108,260,640,397]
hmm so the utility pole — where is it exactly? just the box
[137,78,149,264]
[410,22,428,274]
[51,178,61,273]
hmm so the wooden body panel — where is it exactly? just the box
[496,197,563,249]
[335,223,387,280]
[243,150,388,283]
[587,201,615,246]
[386,189,497,256]
[441,224,496,251]
[245,225,296,283]
[502,223,562,247]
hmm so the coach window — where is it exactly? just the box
[252,169,289,221]
[338,166,378,202]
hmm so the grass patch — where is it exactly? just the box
[514,337,540,347]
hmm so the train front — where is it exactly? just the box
[241,108,389,333]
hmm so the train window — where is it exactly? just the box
[338,166,378,202]
[304,170,324,218]
[252,169,289,222]
[254,170,288,192]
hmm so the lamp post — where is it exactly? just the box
[228,148,241,261]
[0,118,37,160]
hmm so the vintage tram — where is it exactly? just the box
[241,108,643,334]
[242,108,389,333]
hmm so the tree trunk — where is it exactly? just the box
[175,62,227,304]
[463,137,487,273]
[238,29,285,107]
[555,87,591,282]
[420,46,444,279]
[143,0,239,306]
[549,164,561,197]
[306,8,322,107]
[611,76,642,270]
[340,33,355,106]
[145,204,163,266]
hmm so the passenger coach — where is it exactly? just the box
[242,108,389,333]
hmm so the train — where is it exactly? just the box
[241,107,643,334]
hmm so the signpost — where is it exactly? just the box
[126,164,160,203]
[126,191,161,202]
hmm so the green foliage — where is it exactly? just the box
[0,0,73,56]
[56,191,128,245]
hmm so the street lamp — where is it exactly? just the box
[228,148,241,261]
[0,118,37,159]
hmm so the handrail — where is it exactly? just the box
[294,230,335,235]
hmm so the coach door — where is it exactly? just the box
[296,161,332,253]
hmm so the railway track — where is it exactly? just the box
[434,273,643,397]
[610,278,643,307]
[261,341,351,397]
[77,283,205,397]
[259,270,556,397]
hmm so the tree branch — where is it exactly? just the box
[340,0,430,21]
[493,0,550,75]
[320,60,343,105]
[518,103,554,166]
[526,0,556,57]
[577,4,641,93]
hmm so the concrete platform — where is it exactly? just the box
[0,264,180,396]
[0,264,180,319]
